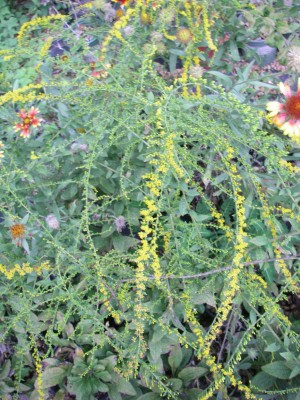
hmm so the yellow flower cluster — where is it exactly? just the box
[18,14,66,44]
[30,337,44,400]
[0,83,45,106]
[202,3,217,51]
[134,95,186,343]
[259,191,297,290]
[101,8,136,58]
[193,145,249,392]
[210,208,234,240]
[191,56,202,99]
[275,205,300,222]
[39,37,53,58]
[279,159,300,174]
[0,260,50,280]
[99,281,121,324]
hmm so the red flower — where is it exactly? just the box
[114,0,128,4]
[14,107,42,138]
[266,78,300,143]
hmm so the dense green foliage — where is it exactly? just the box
[0,1,300,399]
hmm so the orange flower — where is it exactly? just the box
[10,223,26,240]
[266,78,300,142]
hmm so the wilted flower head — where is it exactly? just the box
[156,42,167,55]
[115,216,126,233]
[123,25,135,36]
[143,43,154,54]
[46,214,60,230]
[266,78,300,143]
[189,66,204,79]
[151,31,164,43]
[71,142,89,153]
[10,223,26,240]
[159,7,175,24]
[287,46,300,73]
[103,3,116,21]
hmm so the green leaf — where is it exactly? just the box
[249,236,270,246]
[57,102,69,118]
[168,378,182,391]
[116,378,137,395]
[112,235,138,252]
[289,366,300,379]
[262,361,292,379]
[137,393,161,400]
[41,367,67,389]
[97,370,111,382]
[169,54,177,74]
[0,361,11,380]
[178,367,208,383]
[251,371,276,390]
[108,385,122,400]
[264,343,281,352]
[205,71,232,88]
[168,346,183,374]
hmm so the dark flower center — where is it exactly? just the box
[285,94,300,120]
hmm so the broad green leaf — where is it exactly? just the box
[262,361,292,379]
[178,367,208,383]
[168,346,183,374]
[289,366,300,379]
[112,235,138,252]
[116,378,137,395]
[265,343,281,352]
[168,378,182,391]
[40,367,67,389]
[0,360,11,380]
[251,371,276,390]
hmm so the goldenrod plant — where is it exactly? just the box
[0,1,300,399]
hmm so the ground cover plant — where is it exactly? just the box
[1,0,300,399]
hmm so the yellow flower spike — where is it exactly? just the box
[18,14,66,44]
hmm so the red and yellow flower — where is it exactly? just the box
[14,107,42,138]
[266,78,300,143]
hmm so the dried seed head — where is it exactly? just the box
[189,66,204,79]
[287,46,300,73]
[159,7,175,24]
[151,31,164,43]
[156,42,167,55]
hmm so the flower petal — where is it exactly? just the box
[279,82,292,97]
[281,120,300,137]
[272,113,286,127]
[266,101,284,116]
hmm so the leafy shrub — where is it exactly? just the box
[0,1,300,399]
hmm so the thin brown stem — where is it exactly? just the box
[116,254,300,283]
